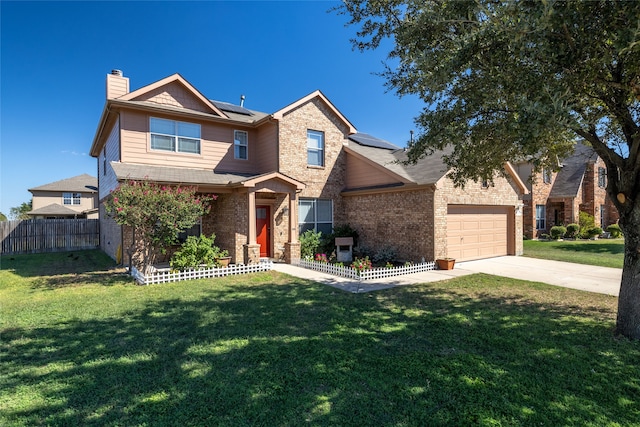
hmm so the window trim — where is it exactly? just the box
[149,117,201,155]
[535,204,546,230]
[307,130,325,167]
[234,130,248,160]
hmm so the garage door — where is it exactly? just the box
[447,205,509,261]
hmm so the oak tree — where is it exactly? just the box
[338,0,640,338]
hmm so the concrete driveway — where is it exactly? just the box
[456,256,622,296]
[272,256,622,296]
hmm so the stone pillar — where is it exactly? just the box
[284,242,301,264]
[243,244,261,264]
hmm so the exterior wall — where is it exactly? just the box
[523,170,556,239]
[99,203,122,262]
[133,82,213,114]
[277,98,350,227]
[254,121,279,172]
[98,116,121,200]
[30,190,96,214]
[343,189,435,263]
[345,154,399,189]
[203,191,247,264]
[582,160,619,228]
[106,73,129,99]
[118,110,266,175]
[435,174,524,258]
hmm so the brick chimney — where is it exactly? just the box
[106,69,129,99]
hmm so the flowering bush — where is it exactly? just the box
[315,253,329,263]
[105,180,216,273]
[351,256,372,274]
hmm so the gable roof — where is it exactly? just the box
[273,90,357,134]
[549,142,599,198]
[119,73,227,117]
[29,174,97,193]
[346,139,527,193]
[27,203,82,216]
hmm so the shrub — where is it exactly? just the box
[300,229,322,259]
[170,234,228,270]
[607,224,622,238]
[565,223,580,238]
[579,212,596,238]
[550,226,567,240]
[372,245,398,264]
[587,226,603,238]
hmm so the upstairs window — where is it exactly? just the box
[150,117,201,154]
[543,168,552,184]
[307,130,324,167]
[598,167,606,188]
[63,193,81,205]
[234,130,248,160]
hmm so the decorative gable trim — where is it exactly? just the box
[234,172,306,191]
[272,90,357,134]
[119,73,227,117]
[504,162,529,195]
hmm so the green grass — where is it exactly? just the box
[2,251,639,426]
[523,239,625,269]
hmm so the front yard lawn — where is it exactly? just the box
[523,239,624,269]
[1,251,638,426]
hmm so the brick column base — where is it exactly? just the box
[284,242,301,264]
[243,244,261,264]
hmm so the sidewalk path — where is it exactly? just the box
[271,256,622,296]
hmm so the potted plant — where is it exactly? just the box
[436,258,455,270]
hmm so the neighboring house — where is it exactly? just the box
[28,174,98,219]
[90,70,527,266]
[514,143,619,239]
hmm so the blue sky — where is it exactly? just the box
[0,1,423,217]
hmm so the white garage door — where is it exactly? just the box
[447,205,509,261]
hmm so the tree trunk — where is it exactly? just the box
[615,207,640,339]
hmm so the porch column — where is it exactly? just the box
[244,189,260,264]
[284,191,300,264]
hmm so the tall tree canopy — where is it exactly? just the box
[9,201,32,220]
[338,0,640,338]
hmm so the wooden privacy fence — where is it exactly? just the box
[0,219,99,255]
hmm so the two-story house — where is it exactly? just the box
[90,71,527,267]
[27,174,98,219]
[514,143,619,239]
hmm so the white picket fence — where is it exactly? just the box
[131,260,273,285]
[295,259,435,281]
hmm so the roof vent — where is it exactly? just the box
[111,69,123,77]
[240,95,245,107]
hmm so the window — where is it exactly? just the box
[543,168,552,184]
[103,147,107,176]
[299,198,332,235]
[63,193,81,205]
[600,205,606,228]
[307,130,324,167]
[234,130,248,160]
[177,219,202,243]
[535,205,546,230]
[598,167,606,188]
[150,117,201,154]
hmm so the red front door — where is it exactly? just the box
[256,205,270,258]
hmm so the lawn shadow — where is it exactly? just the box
[2,276,638,426]
[554,241,625,255]
[1,250,133,289]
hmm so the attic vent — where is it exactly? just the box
[111,69,123,76]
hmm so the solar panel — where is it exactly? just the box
[212,100,253,116]
[348,133,400,150]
